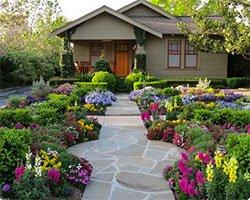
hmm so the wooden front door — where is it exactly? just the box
[115,43,130,76]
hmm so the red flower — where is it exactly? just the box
[150,103,159,111]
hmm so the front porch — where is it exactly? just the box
[73,40,136,77]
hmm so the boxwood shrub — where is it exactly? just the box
[0,128,32,184]
[75,82,108,90]
[0,108,33,127]
[92,71,116,91]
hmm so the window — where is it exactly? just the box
[168,40,181,68]
[185,41,198,68]
[90,43,103,66]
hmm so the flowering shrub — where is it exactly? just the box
[53,83,75,95]
[85,91,116,106]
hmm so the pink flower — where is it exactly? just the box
[197,152,211,165]
[15,166,25,181]
[141,111,150,121]
[246,124,250,134]
[179,177,189,194]
[187,180,198,196]
[47,168,61,183]
[178,160,192,177]
[181,152,189,164]
[196,170,206,184]
[150,103,159,111]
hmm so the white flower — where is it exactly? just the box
[34,155,42,177]
[25,148,32,171]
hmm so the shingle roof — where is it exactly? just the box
[130,17,192,34]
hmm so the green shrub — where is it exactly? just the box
[156,87,181,97]
[60,51,75,78]
[33,106,63,125]
[93,55,112,72]
[114,76,128,92]
[194,109,213,122]
[0,128,32,184]
[0,51,57,85]
[226,134,250,172]
[0,108,32,127]
[76,73,94,82]
[46,94,70,111]
[231,110,250,126]
[180,102,208,120]
[226,77,243,88]
[145,75,159,82]
[6,95,26,108]
[125,72,145,91]
[69,87,92,104]
[32,76,52,97]
[75,82,108,90]
[49,77,78,86]
[13,171,50,200]
[133,80,168,90]
[92,71,116,91]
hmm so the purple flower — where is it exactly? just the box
[181,152,189,164]
[2,184,11,192]
[15,122,24,129]
[85,91,115,106]
[30,123,40,130]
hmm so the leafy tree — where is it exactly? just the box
[178,0,250,57]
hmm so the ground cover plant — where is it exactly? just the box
[129,78,250,199]
[0,79,116,199]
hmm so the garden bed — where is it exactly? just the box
[0,79,116,199]
[129,80,250,200]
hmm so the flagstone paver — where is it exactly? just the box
[68,94,182,200]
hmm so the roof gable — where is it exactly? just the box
[50,6,162,38]
[118,0,178,20]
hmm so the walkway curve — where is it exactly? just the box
[68,94,182,200]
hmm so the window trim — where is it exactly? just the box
[89,42,103,67]
[184,40,198,69]
[167,40,181,68]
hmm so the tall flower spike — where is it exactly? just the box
[34,154,42,177]
[25,148,32,170]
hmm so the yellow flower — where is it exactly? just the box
[77,119,85,128]
[243,172,250,182]
[223,157,238,183]
[215,92,225,98]
[85,124,94,131]
[206,163,214,182]
[215,151,223,168]
[206,88,214,93]
[206,102,215,109]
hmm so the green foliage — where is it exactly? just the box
[114,76,128,92]
[180,102,207,120]
[0,51,58,86]
[193,108,250,126]
[134,80,168,90]
[156,87,181,97]
[6,96,26,108]
[49,77,78,86]
[69,86,92,104]
[60,51,75,78]
[32,76,52,97]
[0,128,32,184]
[46,94,70,111]
[75,82,108,90]
[92,71,116,91]
[76,73,94,82]
[135,54,146,71]
[0,108,33,127]
[226,134,250,172]
[226,77,243,88]
[33,105,63,125]
[13,171,50,200]
[125,72,145,91]
[179,0,250,56]
[93,55,112,73]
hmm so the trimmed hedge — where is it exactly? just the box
[75,82,108,90]
[133,77,250,90]
[49,77,79,86]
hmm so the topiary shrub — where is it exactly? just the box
[125,72,144,91]
[92,71,116,91]
[60,51,75,78]
[32,76,52,98]
[135,54,146,71]
[93,55,112,73]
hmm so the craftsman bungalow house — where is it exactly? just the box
[51,0,228,78]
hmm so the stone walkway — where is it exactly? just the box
[68,94,182,200]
